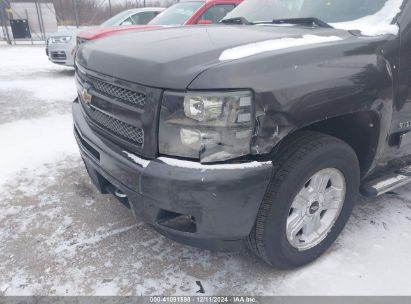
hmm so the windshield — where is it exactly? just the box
[149,1,204,25]
[101,10,132,27]
[223,0,403,34]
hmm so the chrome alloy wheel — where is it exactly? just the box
[286,168,346,251]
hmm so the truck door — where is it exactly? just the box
[392,1,411,153]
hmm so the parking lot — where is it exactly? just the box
[1,45,411,296]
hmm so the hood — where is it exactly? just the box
[76,25,353,90]
[47,28,82,38]
[77,25,162,40]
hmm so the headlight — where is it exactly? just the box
[159,91,254,163]
[50,36,72,44]
[77,37,87,46]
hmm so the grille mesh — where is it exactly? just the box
[51,52,67,60]
[92,79,146,108]
[89,108,144,146]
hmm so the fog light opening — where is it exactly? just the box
[157,210,197,233]
[106,184,130,209]
[114,189,127,198]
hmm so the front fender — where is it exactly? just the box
[189,35,397,158]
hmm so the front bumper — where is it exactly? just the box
[47,42,76,66]
[73,100,273,251]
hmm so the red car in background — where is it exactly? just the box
[77,0,243,42]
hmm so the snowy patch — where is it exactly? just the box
[0,47,75,124]
[0,115,78,188]
[158,157,272,170]
[124,153,272,170]
[123,151,151,168]
[331,0,403,36]
[0,78,76,102]
[53,224,139,258]
[219,35,343,61]
[0,46,72,78]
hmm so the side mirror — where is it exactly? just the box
[121,21,133,26]
[197,19,213,25]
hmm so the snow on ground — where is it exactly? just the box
[0,46,76,124]
[0,115,77,188]
[1,45,411,296]
[0,45,77,185]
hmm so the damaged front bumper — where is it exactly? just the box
[73,100,273,252]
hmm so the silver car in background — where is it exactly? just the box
[46,7,165,67]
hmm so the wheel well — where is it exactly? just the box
[299,112,380,176]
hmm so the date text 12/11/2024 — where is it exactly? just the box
[149,296,257,303]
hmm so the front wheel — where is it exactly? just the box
[246,131,360,268]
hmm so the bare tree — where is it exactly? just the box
[8,0,175,26]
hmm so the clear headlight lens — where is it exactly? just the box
[50,36,72,44]
[159,91,254,163]
[184,96,224,122]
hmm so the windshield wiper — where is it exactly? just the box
[221,16,333,28]
[221,17,254,25]
[270,17,333,28]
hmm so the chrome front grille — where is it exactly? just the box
[91,78,146,108]
[88,107,144,146]
[51,51,67,60]
[75,64,162,157]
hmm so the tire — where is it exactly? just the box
[246,131,360,268]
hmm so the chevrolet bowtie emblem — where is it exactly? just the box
[81,88,92,106]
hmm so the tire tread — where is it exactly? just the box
[246,131,354,268]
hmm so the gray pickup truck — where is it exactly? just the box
[73,0,411,268]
